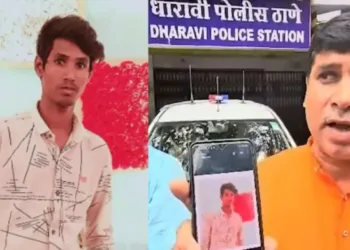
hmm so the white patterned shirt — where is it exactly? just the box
[0,107,114,250]
[200,210,243,250]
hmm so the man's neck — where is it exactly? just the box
[221,206,232,215]
[38,100,74,133]
[312,143,350,192]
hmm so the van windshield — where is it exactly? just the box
[149,119,291,172]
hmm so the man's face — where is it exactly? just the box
[35,38,91,108]
[221,189,235,207]
[305,52,350,159]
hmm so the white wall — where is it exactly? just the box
[112,170,148,250]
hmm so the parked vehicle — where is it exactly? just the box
[149,95,296,172]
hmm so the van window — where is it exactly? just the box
[149,119,290,173]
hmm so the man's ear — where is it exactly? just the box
[34,56,44,78]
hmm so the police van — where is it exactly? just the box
[149,94,296,172]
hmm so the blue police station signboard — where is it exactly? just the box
[149,0,311,50]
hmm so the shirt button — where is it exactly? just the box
[343,230,348,237]
[51,229,56,235]
[55,190,60,196]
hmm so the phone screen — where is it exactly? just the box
[189,140,264,250]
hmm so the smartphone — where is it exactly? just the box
[189,139,264,250]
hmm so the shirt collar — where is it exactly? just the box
[31,102,87,143]
[306,137,342,186]
[219,208,234,218]
[306,137,348,197]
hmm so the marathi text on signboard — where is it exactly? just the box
[149,0,311,50]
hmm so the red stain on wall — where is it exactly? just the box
[234,192,255,222]
[81,61,148,170]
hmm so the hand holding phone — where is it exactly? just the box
[170,181,278,250]
[188,139,264,250]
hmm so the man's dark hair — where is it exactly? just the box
[308,12,350,76]
[36,15,104,71]
[220,183,238,196]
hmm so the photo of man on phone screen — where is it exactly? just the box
[200,183,243,250]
